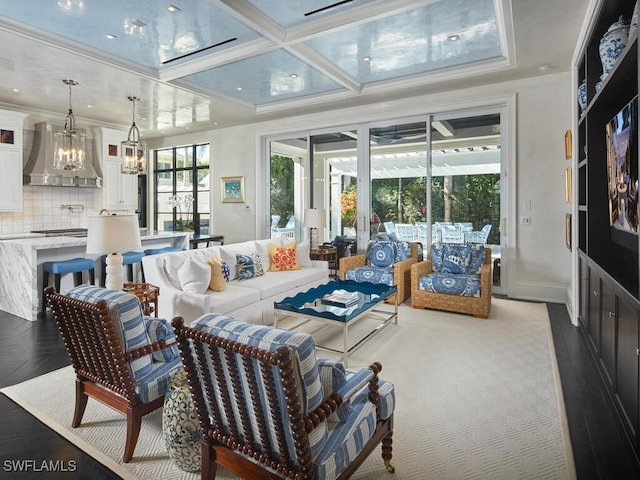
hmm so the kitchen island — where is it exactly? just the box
[0,231,189,321]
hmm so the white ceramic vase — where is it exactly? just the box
[599,16,630,78]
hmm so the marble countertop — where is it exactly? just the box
[0,231,189,249]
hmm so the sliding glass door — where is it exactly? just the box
[430,110,504,292]
[264,106,507,293]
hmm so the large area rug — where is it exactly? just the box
[1,298,575,480]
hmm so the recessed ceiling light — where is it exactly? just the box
[363,56,372,62]
[538,64,552,73]
[237,87,243,91]
[447,34,460,42]
[132,19,146,28]
[290,73,298,78]
[213,121,219,125]
[87,104,92,108]
[105,33,117,40]
[11,88,19,92]
[167,4,180,12]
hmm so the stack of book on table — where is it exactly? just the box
[321,289,359,308]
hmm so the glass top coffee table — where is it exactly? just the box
[274,279,398,367]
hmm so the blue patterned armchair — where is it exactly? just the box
[45,285,183,462]
[411,243,492,318]
[172,313,396,480]
[339,240,419,304]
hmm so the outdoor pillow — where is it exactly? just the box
[207,255,227,292]
[178,258,211,294]
[236,252,265,280]
[269,240,300,271]
[395,240,412,261]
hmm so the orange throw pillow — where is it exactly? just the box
[268,241,300,271]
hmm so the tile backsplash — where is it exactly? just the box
[0,128,100,235]
[0,185,97,235]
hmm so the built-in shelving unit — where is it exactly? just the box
[576,0,640,466]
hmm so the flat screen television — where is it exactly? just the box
[607,95,639,246]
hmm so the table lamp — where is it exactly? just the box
[86,213,142,291]
[304,208,326,250]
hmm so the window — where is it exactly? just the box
[154,144,210,234]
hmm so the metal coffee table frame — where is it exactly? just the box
[274,280,398,367]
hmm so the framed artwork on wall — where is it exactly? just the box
[565,213,572,251]
[0,129,14,144]
[221,176,245,203]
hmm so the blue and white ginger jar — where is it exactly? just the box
[578,80,587,114]
[599,16,630,78]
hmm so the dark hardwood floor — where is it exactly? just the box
[0,304,639,479]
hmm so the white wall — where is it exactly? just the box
[147,72,575,303]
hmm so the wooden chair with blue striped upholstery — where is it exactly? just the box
[45,285,183,463]
[172,313,396,480]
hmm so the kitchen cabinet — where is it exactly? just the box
[0,110,28,211]
[94,127,138,212]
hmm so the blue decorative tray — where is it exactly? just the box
[274,279,397,322]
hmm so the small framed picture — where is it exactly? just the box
[108,144,118,157]
[0,129,14,144]
[221,176,245,203]
[565,213,572,251]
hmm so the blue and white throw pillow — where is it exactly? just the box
[441,244,472,274]
[395,241,412,261]
[221,260,231,282]
[366,241,397,268]
[236,252,265,280]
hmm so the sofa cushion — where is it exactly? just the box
[395,240,412,261]
[206,284,262,315]
[366,241,397,268]
[419,272,482,297]
[440,244,472,274]
[207,255,227,292]
[269,241,300,271]
[468,244,486,274]
[297,240,313,267]
[236,252,265,280]
[345,265,394,286]
[234,271,297,299]
[178,258,211,294]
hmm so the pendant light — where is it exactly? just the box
[121,96,147,175]
[53,79,86,171]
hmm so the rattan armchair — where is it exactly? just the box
[339,242,420,304]
[411,244,492,318]
[46,285,183,463]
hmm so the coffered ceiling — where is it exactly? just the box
[0,0,587,138]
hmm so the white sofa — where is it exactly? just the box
[142,238,329,325]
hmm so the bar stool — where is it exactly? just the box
[143,246,183,256]
[42,258,95,311]
[101,251,145,286]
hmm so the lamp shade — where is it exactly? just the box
[86,214,142,255]
[304,208,326,228]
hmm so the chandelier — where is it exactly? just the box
[121,96,147,175]
[53,79,86,171]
